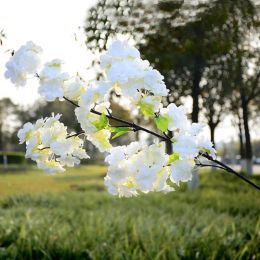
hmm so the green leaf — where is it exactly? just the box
[108,126,132,139]
[171,138,177,143]
[168,152,180,164]
[112,129,131,139]
[49,62,61,67]
[93,113,108,130]
[140,103,154,117]
[200,148,211,154]
[154,116,169,132]
[108,127,130,133]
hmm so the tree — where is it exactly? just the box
[201,57,231,147]
[84,0,260,179]
[226,1,260,175]
[85,1,234,153]
[84,0,240,189]
[0,98,19,151]
[19,100,81,132]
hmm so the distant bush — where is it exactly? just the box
[0,152,25,164]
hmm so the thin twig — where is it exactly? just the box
[38,147,50,151]
[200,153,260,190]
[37,131,85,151]
[195,163,226,171]
[111,125,132,128]
[63,97,80,107]
[106,108,112,116]
[66,131,85,139]
[163,132,171,139]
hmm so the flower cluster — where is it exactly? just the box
[105,142,174,197]
[38,59,86,102]
[5,41,42,86]
[5,37,216,197]
[100,40,168,116]
[17,114,89,174]
[75,82,112,152]
[100,40,168,97]
[159,103,216,159]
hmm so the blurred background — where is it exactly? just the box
[0,0,260,259]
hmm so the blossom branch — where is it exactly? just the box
[9,40,259,197]
[63,96,260,191]
[63,96,168,141]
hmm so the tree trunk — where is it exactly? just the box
[191,67,201,123]
[237,112,245,159]
[166,131,173,155]
[209,124,216,149]
[237,111,246,172]
[241,94,253,176]
[0,123,3,152]
[208,124,218,172]
[189,63,202,189]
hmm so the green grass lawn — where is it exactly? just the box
[0,166,259,259]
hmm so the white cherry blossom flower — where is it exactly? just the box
[17,114,89,174]
[143,69,168,96]
[63,76,86,101]
[162,103,189,131]
[58,155,81,167]
[172,135,199,159]
[136,165,161,192]
[138,95,163,116]
[38,59,70,101]
[75,101,110,134]
[196,136,216,159]
[170,159,195,186]
[102,40,168,98]
[100,40,140,69]
[104,142,171,197]
[75,108,99,133]
[78,81,111,111]
[105,146,126,165]
[189,123,205,136]
[17,122,35,144]
[153,167,174,193]
[5,41,43,86]
[87,129,112,152]
[37,159,65,174]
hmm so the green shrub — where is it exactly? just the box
[0,152,25,164]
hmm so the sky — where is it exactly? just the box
[0,0,96,104]
[0,0,259,143]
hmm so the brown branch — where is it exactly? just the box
[63,96,168,141]
[200,153,260,191]
[247,70,260,102]
[195,162,226,171]
[37,131,85,151]
[38,147,49,151]
[66,131,85,139]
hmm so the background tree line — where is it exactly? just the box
[83,0,260,175]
